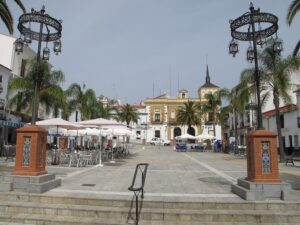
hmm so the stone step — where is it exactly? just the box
[0,192,299,211]
[0,201,300,223]
[0,223,35,225]
[1,212,300,225]
[0,213,128,225]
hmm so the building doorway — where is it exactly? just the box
[173,127,181,138]
[187,127,195,136]
[155,130,160,138]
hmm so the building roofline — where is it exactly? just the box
[0,64,12,71]
[263,104,297,117]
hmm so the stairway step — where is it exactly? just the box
[0,192,299,211]
[1,201,300,223]
[139,222,300,225]
[0,213,130,225]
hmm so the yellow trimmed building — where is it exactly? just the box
[144,65,220,142]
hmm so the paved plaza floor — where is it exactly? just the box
[49,145,300,201]
[1,144,300,201]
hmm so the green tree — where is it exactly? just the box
[287,0,300,56]
[176,101,201,135]
[7,59,66,118]
[202,91,222,137]
[0,0,26,34]
[221,82,251,148]
[116,104,139,126]
[66,83,99,121]
[241,40,300,162]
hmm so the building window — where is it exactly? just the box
[155,130,160,138]
[280,114,284,128]
[208,112,214,122]
[294,135,299,148]
[0,75,2,83]
[154,112,160,122]
[282,136,286,148]
[289,135,293,147]
[182,93,185,99]
[298,117,300,128]
[171,111,175,119]
[20,59,27,77]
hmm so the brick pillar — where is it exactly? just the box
[246,130,280,183]
[13,125,48,176]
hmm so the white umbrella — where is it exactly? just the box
[175,133,197,140]
[85,128,101,136]
[36,118,82,130]
[196,133,216,140]
[66,129,86,136]
[113,128,130,136]
[77,118,121,127]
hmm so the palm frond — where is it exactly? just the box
[287,0,300,26]
[0,1,13,33]
[14,0,26,13]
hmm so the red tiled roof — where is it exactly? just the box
[262,104,297,117]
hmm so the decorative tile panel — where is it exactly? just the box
[261,141,271,173]
[22,136,31,166]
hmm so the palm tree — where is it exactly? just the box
[221,83,251,148]
[241,40,300,162]
[66,83,99,121]
[116,104,139,126]
[7,59,66,118]
[176,101,201,135]
[287,0,300,56]
[0,0,26,34]
[202,91,222,137]
[98,104,115,119]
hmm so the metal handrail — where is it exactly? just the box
[128,163,149,225]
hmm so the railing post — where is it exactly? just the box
[135,194,139,225]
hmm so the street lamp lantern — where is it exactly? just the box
[229,39,239,57]
[14,38,24,54]
[53,40,62,55]
[17,5,62,124]
[229,2,280,129]
[42,46,50,61]
[24,32,32,45]
[246,46,255,63]
[274,38,283,55]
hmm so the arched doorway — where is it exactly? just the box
[173,127,181,138]
[187,127,195,136]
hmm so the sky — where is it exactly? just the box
[4,0,300,104]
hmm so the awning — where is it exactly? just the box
[0,120,25,127]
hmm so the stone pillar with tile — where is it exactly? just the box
[231,130,292,201]
[0,125,61,193]
[13,125,48,176]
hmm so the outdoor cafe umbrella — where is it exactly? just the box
[196,133,216,140]
[77,118,121,127]
[175,133,198,140]
[36,118,83,130]
[37,118,83,146]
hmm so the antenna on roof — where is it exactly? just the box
[152,83,154,98]
[169,66,172,97]
[177,73,180,94]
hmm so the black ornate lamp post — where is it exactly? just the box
[229,2,283,129]
[15,6,62,124]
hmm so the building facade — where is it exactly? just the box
[222,70,300,148]
[144,66,221,142]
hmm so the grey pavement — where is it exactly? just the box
[33,145,300,201]
[1,145,300,201]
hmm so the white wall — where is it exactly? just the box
[0,66,12,108]
[0,34,15,69]
[263,110,300,148]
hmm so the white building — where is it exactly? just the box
[223,70,300,148]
